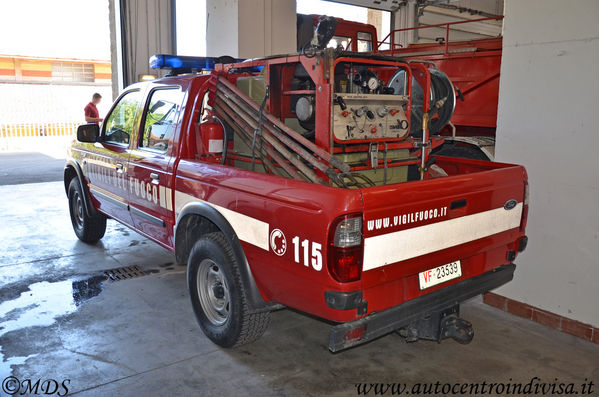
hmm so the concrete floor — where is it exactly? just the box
[0,152,65,185]
[1,181,598,396]
[0,137,70,186]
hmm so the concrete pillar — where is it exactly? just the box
[108,0,123,99]
[206,0,296,59]
[367,9,383,45]
[109,0,175,96]
[391,0,418,49]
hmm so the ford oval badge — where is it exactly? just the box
[504,199,518,210]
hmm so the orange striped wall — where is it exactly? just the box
[0,56,111,83]
[94,63,112,81]
[20,61,52,80]
[0,57,16,79]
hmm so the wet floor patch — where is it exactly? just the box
[0,275,106,339]
[115,226,130,236]
[0,274,108,377]
[0,352,38,380]
[0,265,181,377]
[72,275,108,306]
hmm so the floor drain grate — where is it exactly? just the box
[104,265,146,281]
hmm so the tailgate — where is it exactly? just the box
[359,158,527,307]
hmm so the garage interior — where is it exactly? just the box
[1,0,598,395]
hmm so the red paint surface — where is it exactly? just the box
[69,54,527,325]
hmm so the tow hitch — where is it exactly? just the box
[398,305,474,344]
[329,265,514,351]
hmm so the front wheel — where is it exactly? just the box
[68,178,107,243]
[188,232,270,347]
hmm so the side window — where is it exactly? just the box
[139,88,184,153]
[103,90,142,145]
[328,35,351,50]
[357,32,373,52]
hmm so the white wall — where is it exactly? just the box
[0,84,113,124]
[239,0,296,58]
[206,0,296,59]
[494,0,599,327]
[206,0,240,57]
[176,0,207,57]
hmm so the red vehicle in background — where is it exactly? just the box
[299,14,502,160]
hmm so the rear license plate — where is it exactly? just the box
[419,260,462,290]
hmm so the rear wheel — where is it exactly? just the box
[68,178,106,243]
[188,232,270,347]
[434,143,490,161]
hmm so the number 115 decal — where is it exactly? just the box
[269,229,322,271]
[292,237,322,271]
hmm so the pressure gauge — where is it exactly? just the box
[367,77,379,91]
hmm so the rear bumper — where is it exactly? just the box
[329,264,515,352]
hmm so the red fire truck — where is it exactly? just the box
[65,25,528,351]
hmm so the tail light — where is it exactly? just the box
[328,214,363,282]
[521,181,529,230]
[344,324,366,344]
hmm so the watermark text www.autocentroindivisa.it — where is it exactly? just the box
[354,377,595,395]
[2,376,70,396]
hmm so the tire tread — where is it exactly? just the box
[68,178,107,243]
[191,232,270,347]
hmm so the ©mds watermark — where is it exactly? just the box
[2,376,70,396]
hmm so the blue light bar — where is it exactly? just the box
[149,54,245,71]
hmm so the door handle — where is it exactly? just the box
[450,199,467,210]
[150,173,160,184]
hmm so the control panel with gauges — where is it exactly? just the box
[332,93,410,141]
[329,62,415,142]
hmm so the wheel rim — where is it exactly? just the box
[72,191,84,231]
[197,259,230,326]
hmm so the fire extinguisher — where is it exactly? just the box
[198,110,226,162]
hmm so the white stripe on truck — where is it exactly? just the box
[174,190,270,251]
[362,203,523,271]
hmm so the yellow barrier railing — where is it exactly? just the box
[0,122,81,138]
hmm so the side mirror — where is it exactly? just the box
[77,123,100,143]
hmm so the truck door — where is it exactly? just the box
[85,89,143,226]
[127,86,185,246]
